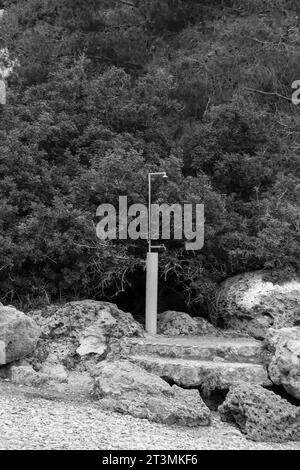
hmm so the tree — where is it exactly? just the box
[0,0,299,316]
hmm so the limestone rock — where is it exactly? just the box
[11,365,49,387]
[127,335,268,363]
[64,371,93,396]
[93,360,211,426]
[31,300,143,340]
[215,271,300,339]
[194,317,219,335]
[29,300,144,368]
[131,355,271,388]
[266,326,300,351]
[157,311,217,336]
[93,360,172,398]
[219,382,300,442]
[265,327,300,399]
[76,313,116,357]
[10,365,92,398]
[43,371,93,398]
[40,362,68,382]
[29,338,77,372]
[139,386,211,427]
[0,305,40,364]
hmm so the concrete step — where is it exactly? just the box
[127,335,269,364]
[129,354,271,388]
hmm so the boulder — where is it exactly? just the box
[10,365,49,387]
[266,326,300,351]
[93,360,211,427]
[157,311,218,336]
[0,305,40,364]
[219,382,300,442]
[215,272,300,339]
[10,364,92,397]
[135,385,210,427]
[93,360,172,398]
[63,371,93,396]
[40,362,68,382]
[31,300,143,341]
[265,327,300,399]
[194,317,220,335]
[29,300,144,369]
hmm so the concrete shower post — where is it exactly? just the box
[145,251,158,335]
[145,171,167,335]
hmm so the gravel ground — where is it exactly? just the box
[0,381,299,450]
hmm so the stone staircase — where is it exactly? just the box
[126,335,272,389]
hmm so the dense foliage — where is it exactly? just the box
[0,0,299,316]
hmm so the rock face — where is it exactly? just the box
[76,314,115,357]
[157,311,218,336]
[93,360,211,427]
[0,301,144,397]
[0,305,40,364]
[265,327,300,399]
[11,365,52,387]
[219,383,300,442]
[29,300,144,371]
[215,272,300,339]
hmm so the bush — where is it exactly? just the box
[0,1,299,315]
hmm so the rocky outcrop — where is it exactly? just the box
[215,272,300,339]
[5,300,145,396]
[157,311,218,336]
[29,300,144,371]
[93,360,211,426]
[265,327,300,399]
[0,305,40,364]
[219,383,300,442]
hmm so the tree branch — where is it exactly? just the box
[243,86,292,102]
[118,0,135,7]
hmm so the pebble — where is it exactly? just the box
[0,381,299,450]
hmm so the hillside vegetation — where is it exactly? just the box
[0,0,299,315]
